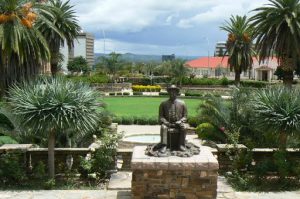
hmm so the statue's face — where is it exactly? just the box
[169,90,178,101]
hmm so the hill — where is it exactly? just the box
[95,53,199,63]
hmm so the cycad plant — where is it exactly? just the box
[220,15,255,85]
[8,77,100,178]
[251,86,300,150]
[250,0,300,86]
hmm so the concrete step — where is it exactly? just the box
[107,171,132,190]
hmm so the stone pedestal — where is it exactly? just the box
[131,146,219,199]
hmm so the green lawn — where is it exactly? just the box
[102,97,202,118]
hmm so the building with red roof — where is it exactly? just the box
[185,56,279,81]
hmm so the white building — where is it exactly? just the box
[60,32,95,72]
[185,56,279,81]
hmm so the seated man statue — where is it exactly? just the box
[159,85,188,153]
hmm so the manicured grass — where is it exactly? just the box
[102,97,202,117]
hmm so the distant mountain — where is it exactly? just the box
[95,53,199,63]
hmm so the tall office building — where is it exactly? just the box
[60,32,95,72]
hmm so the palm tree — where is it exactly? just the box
[251,86,300,150]
[0,0,50,97]
[37,0,80,75]
[101,52,122,81]
[8,77,99,178]
[220,15,255,85]
[250,0,300,86]
[171,59,190,87]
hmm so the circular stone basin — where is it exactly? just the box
[123,134,160,144]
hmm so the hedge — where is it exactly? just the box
[67,74,109,84]
[132,85,161,92]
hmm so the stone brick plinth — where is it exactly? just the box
[131,146,219,199]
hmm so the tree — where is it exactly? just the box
[37,0,80,76]
[8,77,99,178]
[251,86,300,150]
[250,0,300,86]
[67,56,89,74]
[0,0,50,97]
[170,59,190,87]
[101,52,121,80]
[220,15,255,85]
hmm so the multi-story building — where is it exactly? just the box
[60,32,95,72]
[214,41,227,57]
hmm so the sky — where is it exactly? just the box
[69,0,269,56]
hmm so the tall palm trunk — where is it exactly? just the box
[279,132,287,151]
[48,130,56,178]
[234,71,241,86]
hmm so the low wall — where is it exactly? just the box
[92,83,132,92]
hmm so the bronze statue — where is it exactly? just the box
[146,85,200,157]
[159,85,188,153]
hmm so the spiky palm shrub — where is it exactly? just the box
[251,86,300,150]
[250,0,300,86]
[8,77,99,178]
[220,15,255,85]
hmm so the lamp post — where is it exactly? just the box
[203,37,210,76]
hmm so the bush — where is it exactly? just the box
[0,153,27,185]
[196,123,226,143]
[133,92,143,96]
[67,74,109,84]
[132,85,161,92]
[109,92,115,96]
[240,80,268,88]
[33,161,46,179]
[123,92,130,96]
[116,92,122,96]
[91,132,121,178]
[121,116,134,125]
[0,136,18,146]
[187,116,200,127]
[185,91,202,97]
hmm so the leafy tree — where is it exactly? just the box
[101,52,122,80]
[220,15,255,85]
[0,0,50,97]
[8,77,99,179]
[37,0,80,76]
[250,0,300,86]
[251,86,300,150]
[170,59,190,87]
[67,56,89,74]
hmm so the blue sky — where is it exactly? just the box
[70,0,269,56]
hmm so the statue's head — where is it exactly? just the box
[167,85,180,101]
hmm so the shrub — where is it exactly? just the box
[0,136,18,146]
[33,161,46,179]
[159,92,168,96]
[148,117,159,125]
[196,123,226,143]
[133,92,143,96]
[123,92,130,96]
[121,116,134,125]
[240,80,268,88]
[109,92,115,96]
[220,77,229,85]
[67,56,90,74]
[132,85,161,92]
[91,132,121,178]
[185,91,202,97]
[0,153,27,185]
[67,74,109,84]
[187,116,200,127]
[116,92,122,96]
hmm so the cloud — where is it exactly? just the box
[177,0,270,28]
[94,39,202,56]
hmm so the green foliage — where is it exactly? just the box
[33,161,47,179]
[196,123,226,143]
[220,15,255,85]
[0,153,27,185]
[240,80,268,88]
[274,67,284,80]
[0,136,18,146]
[133,92,143,96]
[67,74,109,84]
[79,157,92,179]
[67,56,90,74]
[251,86,300,149]
[182,77,230,85]
[90,132,121,178]
[43,178,56,190]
